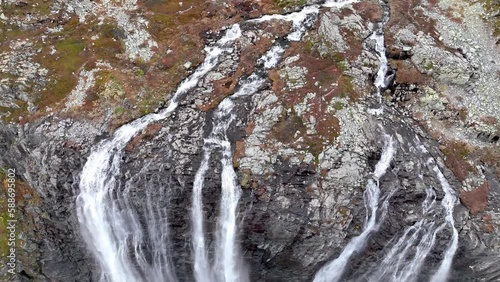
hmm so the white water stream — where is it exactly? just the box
[367,2,391,116]
[364,138,459,282]
[365,185,442,282]
[313,134,396,282]
[191,2,357,280]
[313,2,395,280]
[192,45,285,282]
[417,138,459,282]
[76,24,241,282]
[76,0,458,281]
[314,0,458,280]
[77,2,318,280]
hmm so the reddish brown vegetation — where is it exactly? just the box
[240,37,275,74]
[259,21,293,38]
[199,73,241,112]
[338,7,355,18]
[480,116,498,125]
[266,38,361,154]
[270,109,307,144]
[198,36,274,112]
[445,8,464,24]
[386,0,439,46]
[276,42,355,107]
[232,140,246,168]
[460,182,489,215]
[245,121,256,135]
[470,146,500,178]
[338,27,363,60]
[305,114,340,155]
[145,123,162,136]
[440,140,475,181]
[390,60,431,85]
[231,0,263,19]
[386,0,460,54]
[352,1,383,22]
[269,69,286,93]
[482,213,495,233]
[125,123,162,152]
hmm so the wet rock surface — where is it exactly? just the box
[0,119,103,281]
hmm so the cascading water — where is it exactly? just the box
[315,0,458,280]
[192,2,365,280]
[250,5,319,41]
[191,2,327,279]
[313,2,396,280]
[76,2,345,281]
[417,138,459,282]
[192,45,285,282]
[313,134,396,282]
[76,0,460,281]
[367,0,392,116]
[364,186,441,282]
[76,24,241,282]
[358,136,459,282]
[429,164,459,282]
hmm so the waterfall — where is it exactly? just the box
[76,24,241,282]
[417,139,459,282]
[250,5,319,41]
[365,186,444,282]
[191,45,285,282]
[75,1,461,281]
[372,32,389,91]
[192,3,365,280]
[191,14,318,279]
[313,2,396,280]
[75,2,330,280]
[360,137,459,282]
[367,0,392,116]
[313,134,396,282]
[192,152,213,282]
[429,164,459,282]
[312,0,459,279]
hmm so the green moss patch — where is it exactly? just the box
[0,1,52,18]
[36,38,85,108]
[0,101,29,123]
[273,0,306,9]
[480,0,500,37]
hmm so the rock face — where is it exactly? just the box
[0,119,103,281]
[0,0,499,281]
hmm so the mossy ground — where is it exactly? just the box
[0,1,51,18]
[272,0,306,9]
[1,0,211,127]
[441,140,473,180]
[0,0,310,126]
[390,60,431,85]
[37,36,85,107]
[480,0,500,37]
[267,35,358,156]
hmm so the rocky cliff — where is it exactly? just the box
[0,0,499,281]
